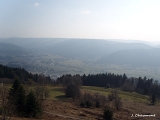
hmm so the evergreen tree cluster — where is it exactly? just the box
[57,73,160,99]
[82,73,128,88]
[7,79,42,118]
[56,74,82,85]
[82,73,160,98]
[0,64,51,83]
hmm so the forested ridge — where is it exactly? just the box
[57,73,160,99]
[1,63,160,99]
[82,73,160,98]
[0,64,51,84]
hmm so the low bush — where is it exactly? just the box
[86,101,92,108]
[80,102,85,107]
[103,107,113,120]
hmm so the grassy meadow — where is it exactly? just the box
[2,84,160,120]
[82,86,149,103]
[28,85,150,103]
[39,85,149,103]
[3,84,149,102]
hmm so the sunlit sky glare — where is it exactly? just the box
[1,0,160,43]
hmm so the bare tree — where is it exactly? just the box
[65,82,81,101]
[108,90,118,101]
[108,90,122,110]
[34,86,43,99]
[34,85,50,100]
[0,83,13,120]
[43,86,50,100]
[114,96,122,111]
[94,93,107,107]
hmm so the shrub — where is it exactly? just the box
[86,101,92,108]
[106,83,110,89]
[103,107,113,120]
[80,91,107,108]
[114,96,122,111]
[0,107,2,115]
[80,102,85,107]
[96,101,100,108]
[150,94,157,105]
[65,82,81,100]
[108,94,114,101]
[108,90,118,101]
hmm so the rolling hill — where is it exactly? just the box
[97,48,160,67]
[46,39,153,60]
[1,38,159,79]
[0,42,29,55]
[1,38,153,60]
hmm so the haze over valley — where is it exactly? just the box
[1,0,160,81]
[1,1,160,119]
[0,38,160,81]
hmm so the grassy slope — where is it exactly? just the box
[47,85,149,103]
[2,84,160,120]
[46,86,65,100]
[82,86,149,103]
[3,84,149,102]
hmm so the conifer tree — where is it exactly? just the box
[16,85,26,116]
[150,94,156,105]
[25,91,42,118]
[8,79,26,116]
[8,79,21,97]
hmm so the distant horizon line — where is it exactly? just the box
[0,37,155,41]
[0,37,160,45]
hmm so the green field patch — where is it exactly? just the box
[3,84,65,100]
[3,84,149,102]
[82,86,149,103]
[47,86,65,100]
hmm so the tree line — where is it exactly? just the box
[83,73,160,100]
[57,73,160,100]
[0,64,52,84]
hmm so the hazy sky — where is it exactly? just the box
[1,0,160,43]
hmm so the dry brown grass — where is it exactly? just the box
[41,99,160,120]
[1,85,160,120]
[0,99,159,120]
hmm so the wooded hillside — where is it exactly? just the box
[0,64,52,84]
